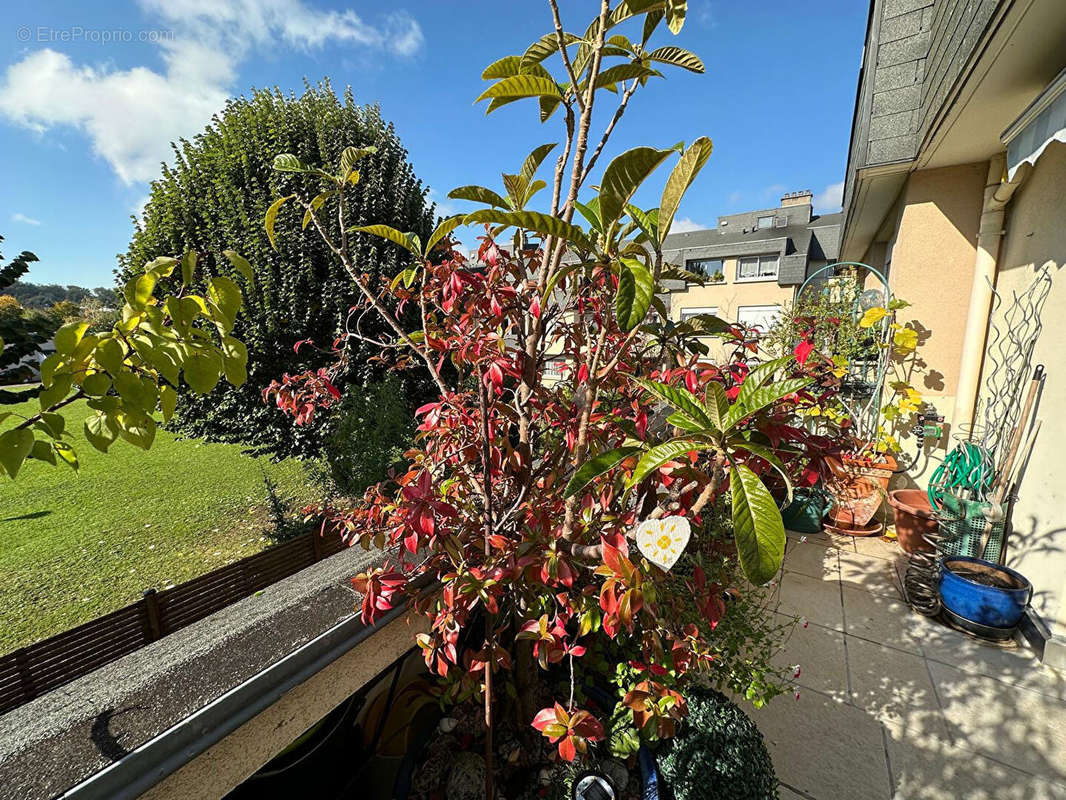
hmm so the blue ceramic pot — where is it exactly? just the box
[939,556,1032,629]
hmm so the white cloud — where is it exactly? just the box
[670,217,707,233]
[727,190,744,206]
[814,180,844,212]
[11,213,42,226]
[0,0,424,185]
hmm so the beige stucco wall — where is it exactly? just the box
[670,257,795,325]
[978,141,1066,631]
[886,163,985,413]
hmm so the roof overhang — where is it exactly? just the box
[840,161,910,262]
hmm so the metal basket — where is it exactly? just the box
[936,494,1004,563]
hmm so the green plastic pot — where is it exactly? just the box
[782,487,826,533]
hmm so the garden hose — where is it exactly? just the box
[927,441,995,511]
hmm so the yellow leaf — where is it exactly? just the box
[859,307,888,328]
[894,327,918,351]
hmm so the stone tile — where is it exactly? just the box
[784,540,840,581]
[778,571,843,632]
[787,527,855,551]
[843,586,927,655]
[919,623,1066,700]
[747,689,891,800]
[928,660,1066,784]
[852,534,904,561]
[846,634,949,745]
[772,613,848,698]
[839,550,905,599]
[886,733,1066,800]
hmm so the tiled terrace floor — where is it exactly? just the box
[754,528,1066,800]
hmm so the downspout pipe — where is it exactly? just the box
[952,154,1028,432]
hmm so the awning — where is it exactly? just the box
[1002,68,1066,181]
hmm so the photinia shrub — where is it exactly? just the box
[263,0,834,785]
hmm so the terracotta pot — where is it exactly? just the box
[826,475,882,528]
[840,452,897,491]
[888,489,937,554]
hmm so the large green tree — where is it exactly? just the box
[0,236,58,404]
[119,82,435,458]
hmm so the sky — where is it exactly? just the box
[0,0,869,287]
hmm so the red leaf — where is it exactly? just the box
[794,338,814,366]
[558,736,577,762]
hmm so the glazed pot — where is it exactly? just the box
[939,556,1032,630]
[888,489,937,554]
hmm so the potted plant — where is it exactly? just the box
[709,269,725,284]
[766,271,928,536]
[258,2,824,793]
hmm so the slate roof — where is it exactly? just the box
[661,211,843,286]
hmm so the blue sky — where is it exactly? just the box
[0,1,868,287]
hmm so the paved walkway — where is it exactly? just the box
[750,528,1066,800]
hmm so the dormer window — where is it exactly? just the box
[757,215,774,230]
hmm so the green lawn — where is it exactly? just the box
[0,395,314,654]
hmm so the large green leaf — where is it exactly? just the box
[339,145,376,176]
[463,209,594,251]
[564,445,641,498]
[84,412,117,453]
[521,33,581,74]
[0,429,34,479]
[730,464,786,585]
[184,351,222,395]
[646,46,704,73]
[272,153,307,173]
[574,199,603,232]
[264,195,294,251]
[222,250,254,284]
[599,146,674,233]
[54,321,89,356]
[729,377,812,428]
[425,216,465,255]
[348,224,424,260]
[659,137,712,243]
[704,381,728,430]
[666,0,687,33]
[626,438,714,487]
[520,143,558,185]
[635,378,715,431]
[476,75,562,104]
[735,357,789,407]
[482,55,522,80]
[625,204,659,243]
[448,185,510,209]
[615,258,654,332]
[591,63,661,90]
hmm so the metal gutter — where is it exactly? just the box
[57,599,414,800]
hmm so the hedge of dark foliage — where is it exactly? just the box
[119,81,435,459]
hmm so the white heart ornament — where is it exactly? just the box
[635,515,691,571]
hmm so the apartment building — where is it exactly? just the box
[663,190,842,332]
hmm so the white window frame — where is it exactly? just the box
[735,253,780,283]
[756,215,774,230]
[679,306,719,322]
[736,304,782,333]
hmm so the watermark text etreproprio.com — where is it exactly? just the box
[16,26,175,44]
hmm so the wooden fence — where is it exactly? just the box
[0,529,347,716]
